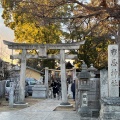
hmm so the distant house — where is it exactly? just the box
[0,58,44,81]
[26,66,44,80]
[10,65,44,81]
[0,59,11,80]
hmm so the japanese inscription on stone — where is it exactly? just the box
[108,45,119,97]
[82,92,88,106]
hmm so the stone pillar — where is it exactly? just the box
[45,67,49,98]
[75,77,79,111]
[100,69,108,98]
[108,45,119,97]
[72,67,76,81]
[60,49,69,105]
[9,82,14,107]
[19,49,26,103]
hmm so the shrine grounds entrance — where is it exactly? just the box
[3,40,85,106]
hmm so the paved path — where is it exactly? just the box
[0,99,81,120]
[0,99,98,120]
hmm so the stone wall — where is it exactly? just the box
[100,97,120,120]
[88,78,100,117]
[0,80,6,98]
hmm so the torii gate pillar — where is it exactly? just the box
[45,67,49,98]
[60,50,69,105]
[19,49,26,103]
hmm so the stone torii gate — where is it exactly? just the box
[3,40,85,105]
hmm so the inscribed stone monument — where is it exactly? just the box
[99,44,120,120]
[108,45,119,97]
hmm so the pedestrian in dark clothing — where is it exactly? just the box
[71,80,75,100]
[57,80,61,99]
[51,80,59,98]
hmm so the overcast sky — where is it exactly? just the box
[0,8,14,41]
[0,7,15,63]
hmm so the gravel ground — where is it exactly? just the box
[0,96,44,112]
[0,96,75,112]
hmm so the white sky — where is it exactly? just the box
[0,7,15,63]
[0,8,14,40]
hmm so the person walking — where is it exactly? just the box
[71,80,75,101]
[51,80,59,98]
[56,80,61,99]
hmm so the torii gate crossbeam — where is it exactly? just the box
[3,40,85,50]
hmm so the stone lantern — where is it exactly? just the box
[10,65,20,78]
[87,63,100,118]
[9,65,20,106]
[78,61,91,118]
[88,63,97,78]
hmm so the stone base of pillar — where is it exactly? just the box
[100,97,120,120]
[60,102,71,106]
[55,103,74,111]
[78,106,91,119]
[13,103,28,108]
[59,102,73,109]
[88,100,100,118]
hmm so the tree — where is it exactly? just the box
[74,35,114,70]
[1,0,120,69]
[1,0,120,42]
[1,0,63,69]
[26,58,56,70]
